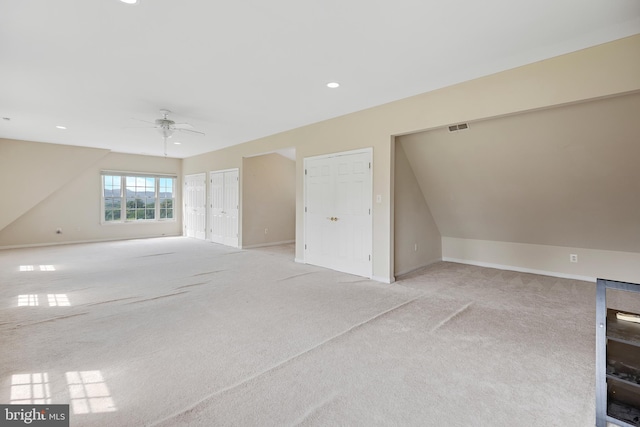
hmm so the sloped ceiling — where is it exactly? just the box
[398,91,640,253]
[1,0,639,158]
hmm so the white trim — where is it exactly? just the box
[208,168,239,175]
[0,234,182,250]
[242,240,295,249]
[294,257,305,264]
[395,258,443,278]
[304,147,373,162]
[101,170,177,178]
[442,257,596,283]
[372,275,395,284]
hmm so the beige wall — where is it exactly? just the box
[443,237,640,284]
[0,138,109,232]
[242,153,295,247]
[399,92,640,252]
[398,92,640,284]
[394,142,441,276]
[0,143,182,248]
[184,35,640,282]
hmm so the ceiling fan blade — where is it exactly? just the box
[130,118,156,125]
[175,128,205,136]
[172,123,194,130]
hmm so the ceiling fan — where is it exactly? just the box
[135,109,205,156]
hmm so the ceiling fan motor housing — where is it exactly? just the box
[156,119,174,138]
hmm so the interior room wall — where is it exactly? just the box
[399,92,640,253]
[0,148,182,248]
[398,92,640,283]
[0,138,110,232]
[443,237,640,284]
[394,142,441,276]
[179,35,640,282]
[242,153,296,248]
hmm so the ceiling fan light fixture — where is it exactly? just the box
[158,127,173,139]
[119,0,139,4]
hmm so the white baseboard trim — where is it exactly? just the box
[372,275,395,284]
[442,257,596,283]
[242,240,295,249]
[0,234,183,251]
[395,258,443,278]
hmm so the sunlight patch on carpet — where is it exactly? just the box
[10,373,52,404]
[66,370,117,414]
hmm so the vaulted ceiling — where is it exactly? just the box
[1,0,639,158]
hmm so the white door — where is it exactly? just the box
[209,169,239,248]
[304,149,372,277]
[184,173,206,240]
[210,172,225,244]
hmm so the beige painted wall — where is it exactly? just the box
[242,153,295,247]
[400,92,640,283]
[443,237,640,284]
[399,92,640,253]
[183,35,640,282]
[0,146,182,248]
[0,138,110,232]
[394,142,441,276]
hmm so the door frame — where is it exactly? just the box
[303,147,373,278]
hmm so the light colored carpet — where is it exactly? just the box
[0,237,601,426]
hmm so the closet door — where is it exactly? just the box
[184,173,206,240]
[222,169,239,247]
[304,149,372,277]
[210,172,225,244]
[209,169,239,248]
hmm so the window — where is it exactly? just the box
[101,173,176,223]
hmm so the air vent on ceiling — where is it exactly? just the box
[448,123,469,132]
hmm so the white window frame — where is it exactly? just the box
[100,171,177,224]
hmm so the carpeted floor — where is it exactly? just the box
[0,237,606,426]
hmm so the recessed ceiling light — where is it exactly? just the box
[56,125,67,130]
[120,0,139,4]
[327,82,340,89]
[173,142,181,145]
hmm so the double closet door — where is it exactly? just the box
[210,169,239,247]
[304,149,372,278]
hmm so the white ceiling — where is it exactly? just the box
[1,0,639,159]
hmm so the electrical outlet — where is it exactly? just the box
[414,243,418,252]
[264,228,268,234]
[570,254,578,263]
